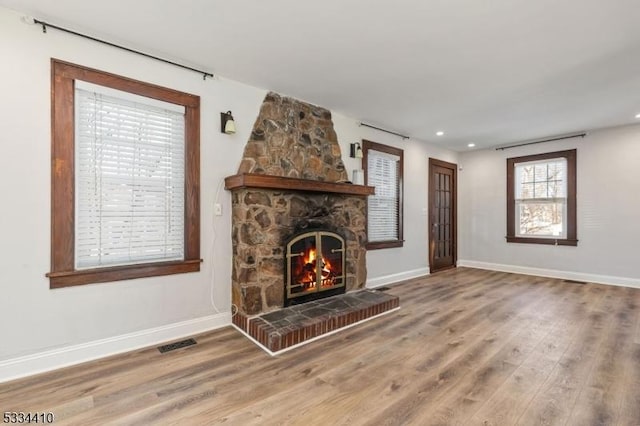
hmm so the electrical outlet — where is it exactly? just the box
[214,203,222,216]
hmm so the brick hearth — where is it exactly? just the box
[232,290,399,353]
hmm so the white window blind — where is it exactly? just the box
[367,150,400,242]
[514,157,567,238]
[74,81,186,269]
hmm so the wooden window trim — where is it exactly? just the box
[47,59,201,288]
[506,149,577,246]
[362,140,404,250]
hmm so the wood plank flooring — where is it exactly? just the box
[1,267,640,425]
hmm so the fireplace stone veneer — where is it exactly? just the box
[227,92,374,317]
[228,187,370,315]
[226,92,400,353]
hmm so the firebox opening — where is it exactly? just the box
[285,230,346,306]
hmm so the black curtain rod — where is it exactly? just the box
[495,133,586,151]
[359,122,409,140]
[33,19,214,80]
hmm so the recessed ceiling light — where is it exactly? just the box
[467,143,476,148]
[436,131,444,136]
[636,113,640,119]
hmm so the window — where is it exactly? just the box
[506,149,577,246]
[48,59,201,288]
[362,140,404,249]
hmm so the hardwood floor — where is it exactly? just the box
[1,267,640,425]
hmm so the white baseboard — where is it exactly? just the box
[366,267,429,289]
[457,260,640,289]
[0,312,231,384]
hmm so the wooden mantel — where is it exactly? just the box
[224,173,375,196]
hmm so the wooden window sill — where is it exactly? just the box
[506,236,578,246]
[47,259,202,288]
[366,240,405,250]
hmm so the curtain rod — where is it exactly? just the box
[359,122,409,140]
[495,133,586,150]
[31,18,214,80]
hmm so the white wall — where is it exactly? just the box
[0,5,456,377]
[333,116,459,286]
[0,6,263,369]
[458,123,640,284]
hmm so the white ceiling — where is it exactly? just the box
[2,0,640,150]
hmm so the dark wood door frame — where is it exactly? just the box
[428,158,458,273]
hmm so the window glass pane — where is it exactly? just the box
[548,181,562,198]
[534,164,547,182]
[521,165,534,183]
[515,158,567,201]
[547,161,562,179]
[534,182,548,198]
[518,183,532,199]
[517,201,566,237]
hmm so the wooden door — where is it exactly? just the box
[429,158,457,273]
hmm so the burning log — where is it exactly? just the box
[294,249,336,290]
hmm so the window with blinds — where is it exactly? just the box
[74,81,186,269]
[514,157,567,238]
[363,140,404,249]
[49,60,200,288]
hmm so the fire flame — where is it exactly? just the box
[304,248,316,265]
[295,246,337,292]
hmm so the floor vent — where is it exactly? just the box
[158,338,197,353]
[375,286,391,292]
[563,279,587,285]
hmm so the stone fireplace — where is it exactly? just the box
[226,92,373,316]
[225,92,399,352]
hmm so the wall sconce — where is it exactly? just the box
[350,142,363,158]
[220,111,236,134]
